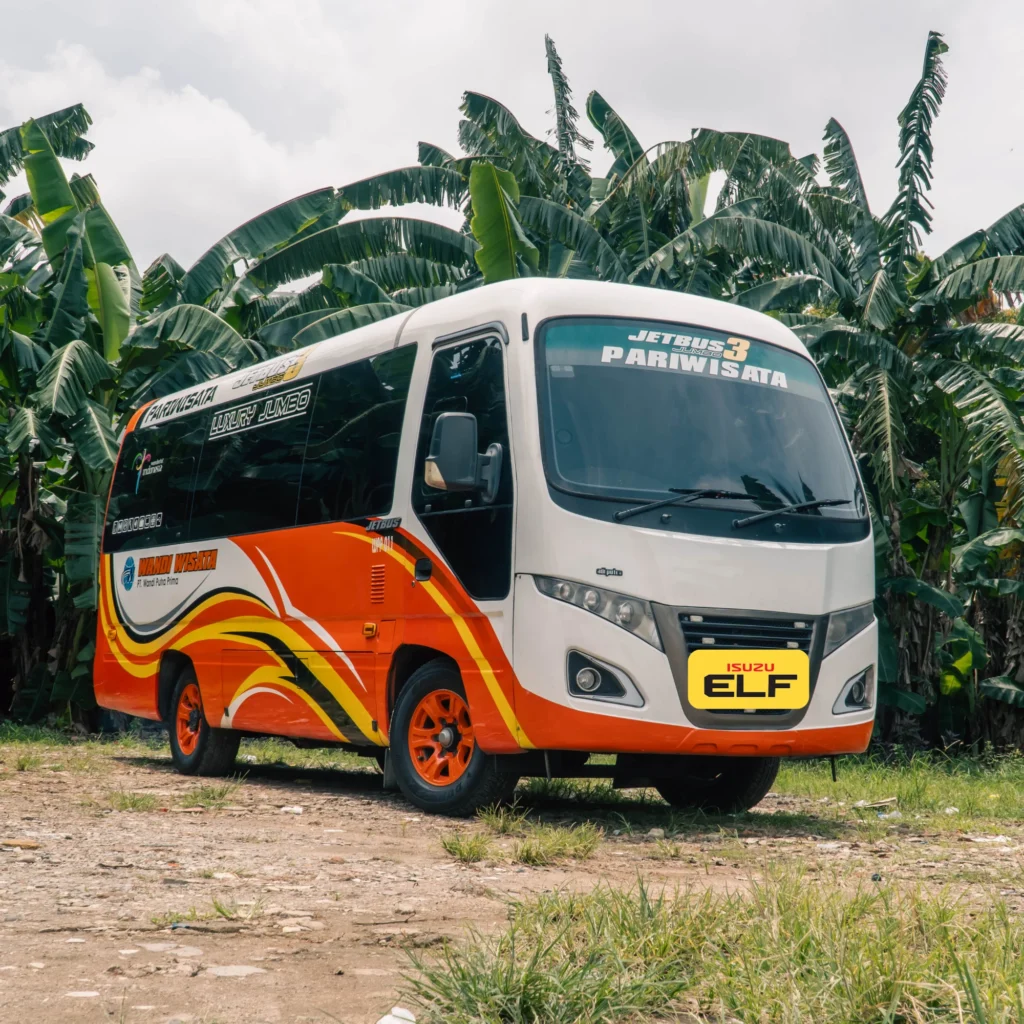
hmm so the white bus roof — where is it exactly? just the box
[134,279,812,430]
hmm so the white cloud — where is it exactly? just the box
[2,0,1024,273]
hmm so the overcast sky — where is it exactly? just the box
[3,0,1023,272]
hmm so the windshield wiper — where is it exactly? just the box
[732,497,852,530]
[614,488,752,523]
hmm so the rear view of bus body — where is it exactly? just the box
[96,280,877,815]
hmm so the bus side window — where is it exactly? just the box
[103,417,205,553]
[188,383,313,543]
[296,344,416,526]
[411,338,513,601]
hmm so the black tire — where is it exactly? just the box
[390,659,518,816]
[167,669,240,777]
[654,756,780,814]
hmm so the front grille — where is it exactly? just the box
[679,613,814,653]
[678,612,815,717]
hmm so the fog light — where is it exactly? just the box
[575,667,601,692]
[833,668,874,714]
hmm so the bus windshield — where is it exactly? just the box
[536,316,863,518]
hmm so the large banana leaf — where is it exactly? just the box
[6,405,57,456]
[469,162,538,283]
[180,187,339,305]
[881,575,964,619]
[69,173,133,266]
[586,91,643,180]
[66,397,117,471]
[933,359,1024,457]
[822,118,880,286]
[880,31,948,284]
[931,254,1024,304]
[290,303,410,347]
[418,142,456,167]
[545,35,591,170]
[140,253,186,312]
[0,104,93,188]
[348,254,468,290]
[255,310,336,351]
[460,92,563,198]
[92,261,130,361]
[322,264,392,306]
[20,119,81,263]
[125,350,233,407]
[247,217,478,293]
[856,368,908,504]
[34,214,89,350]
[63,490,104,610]
[32,338,112,418]
[338,166,466,213]
[258,283,340,327]
[858,268,903,330]
[519,196,627,282]
[633,205,855,301]
[124,303,249,360]
[732,274,833,313]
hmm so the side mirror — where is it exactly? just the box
[424,412,503,504]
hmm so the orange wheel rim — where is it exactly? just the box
[408,689,474,786]
[176,682,202,756]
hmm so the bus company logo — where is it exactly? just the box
[174,548,218,573]
[595,567,623,577]
[232,350,312,393]
[138,554,173,578]
[131,449,164,493]
[142,385,217,427]
[209,384,312,439]
[121,557,136,591]
[366,517,401,535]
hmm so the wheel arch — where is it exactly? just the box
[386,644,459,726]
[157,650,194,723]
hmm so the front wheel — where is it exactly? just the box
[390,660,518,816]
[167,670,240,776]
[654,755,779,814]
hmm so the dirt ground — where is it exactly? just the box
[2,744,1022,1024]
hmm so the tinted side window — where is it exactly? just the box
[297,344,416,525]
[412,338,513,600]
[104,417,206,553]
[189,381,314,542]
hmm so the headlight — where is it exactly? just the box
[534,576,662,650]
[824,602,875,658]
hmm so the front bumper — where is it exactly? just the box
[510,574,876,756]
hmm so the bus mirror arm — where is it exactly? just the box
[478,443,502,505]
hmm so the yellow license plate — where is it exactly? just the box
[687,649,810,710]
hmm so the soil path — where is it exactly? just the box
[1,748,1021,1023]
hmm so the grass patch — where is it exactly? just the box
[441,831,492,864]
[179,777,243,809]
[512,821,601,866]
[407,867,1024,1024]
[777,749,1024,822]
[477,802,529,835]
[107,788,158,812]
[237,737,370,771]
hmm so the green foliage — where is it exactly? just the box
[469,161,539,282]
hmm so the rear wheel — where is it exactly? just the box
[390,660,518,816]
[654,756,779,814]
[167,670,240,776]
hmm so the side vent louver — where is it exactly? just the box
[370,564,386,604]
